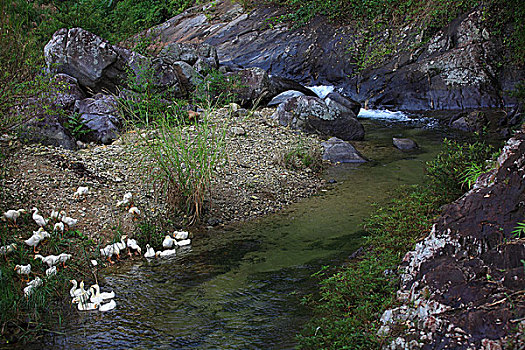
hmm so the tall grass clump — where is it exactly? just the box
[298,138,498,349]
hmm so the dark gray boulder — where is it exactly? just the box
[449,110,489,132]
[274,96,365,141]
[324,91,361,117]
[393,137,418,151]
[74,94,120,144]
[51,73,85,111]
[21,116,77,150]
[321,137,367,163]
[44,28,137,93]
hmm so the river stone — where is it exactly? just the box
[324,91,361,117]
[393,137,418,150]
[267,90,305,106]
[450,110,489,132]
[321,137,367,163]
[274,96,365,141]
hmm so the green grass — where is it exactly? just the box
[297,138,498,349]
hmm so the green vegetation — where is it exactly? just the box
[298,138,498,349]
[276,138,323,173]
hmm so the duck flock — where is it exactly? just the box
[1,187,192,312]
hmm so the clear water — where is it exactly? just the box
[38,119,448,349]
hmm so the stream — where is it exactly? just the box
[40,113,451,349]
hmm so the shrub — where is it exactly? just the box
[276,138,323,173]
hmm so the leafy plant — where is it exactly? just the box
[511,222,525,238]
[193,68,242,107]
[276,138,323,172]
[461,162,485,189]
[64,113,91,138]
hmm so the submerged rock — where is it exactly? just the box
[321,137,367,163]
[393,137,418,151]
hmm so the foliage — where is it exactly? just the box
[425,138,493,201]
[276,138,323,172]
[133,108,226,224]
[193,68,242,107]
[298,138,500,349]
[63,113,90,138]
[511,222,525,239]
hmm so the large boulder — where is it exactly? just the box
[50,73,85,111]
[74,94,120,144]
[321,137,367,163]
[20,115,77,150]
[274,96,365,141]
[44,28,138,93]
[324,91,361,117]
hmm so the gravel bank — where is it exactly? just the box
[1,107,324,242]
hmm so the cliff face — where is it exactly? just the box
[140,0,523,111]
[378,133,525,349]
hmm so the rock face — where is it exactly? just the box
[379,134,525,349]
[321,137,367,163]
[274,96,365,141]
[142,0,523,111]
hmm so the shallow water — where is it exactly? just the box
[39,119,448,349]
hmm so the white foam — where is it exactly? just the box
[357,109,411,121]
[308,85,335,99]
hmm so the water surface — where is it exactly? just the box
[41,118,448,349]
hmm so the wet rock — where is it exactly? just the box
[450,110,489,132]
[393,137,418,151]
[143,1,523,110]
[274,96,365,141]
[324,91,361,117]
[321,137,367,163]
[268,90,305,106]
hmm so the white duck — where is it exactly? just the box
[156,248,176,258]
[73,186,89,200]
[46,266,57,276]
[70,280,84,298]
[115,236,127,251]
[60,211,78,229]
[77,300,98,311]
[128,206,141,220]
[116,192,133,208]
[89,284,115,304]
[14,264,31,281]
[144,244,155,258]
[126,238,142,256]
[0,243,17,255]
[24,277,42,297]
[34,254,61,268]
[25,229,49,252]
[50,209,60,220]
[176,239,191,247]
[174,230,189,240]
[2,209,26,226]
[31,207,48,227]
[162,235,177,249]
[53,222,65,235]
[71,281,91,304]
[98,299,116,312]
[58,253,72,267]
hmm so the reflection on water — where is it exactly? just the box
[40,120,447,349]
